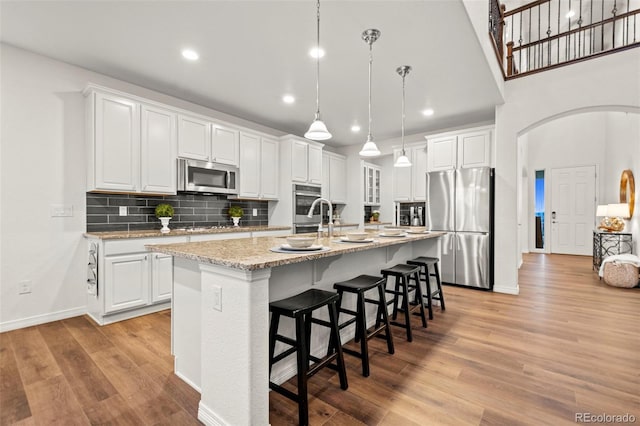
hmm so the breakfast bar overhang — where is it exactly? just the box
[147,231,443,426]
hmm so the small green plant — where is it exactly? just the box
[228,205,244,218]
[155,203,174,218]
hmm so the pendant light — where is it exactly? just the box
[304,0,332,141]
[359,29,381,157]
[394,65,412,168]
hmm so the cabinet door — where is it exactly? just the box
[427,136,457,172]
[260,137,279,199]
[211,125,239,166]
[151,253,173,303]
[373,167,381,205]
[239,132,261,198]
[178,114,210,161]
[458,130,491,168]
[412,145,428,201]
[140,105,177,194]
[393,149,412,201]
[94,92,139,191]
[308,144,323,185]
[291,140,309,182]
[321,153,330,200]
[104,253,149,313]
[329,155,346,203]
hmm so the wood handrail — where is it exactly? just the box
[512,9,640,53]
[504,0,551,17]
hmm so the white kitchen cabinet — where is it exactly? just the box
[426,128,492,171]
[178,115,240,166]
[104,253,150,313]
[86,87,177,195]
[239,132,279,200]
[211,125,239,166]
[151,253,173,303]
[393,144,428,202]
[140,104,177,194]
[308,144,323,185]
[178,114,210,161]
[322,152,347,204]
[91,91,140,192]
[291,140,309,183]
[363,162,381,206]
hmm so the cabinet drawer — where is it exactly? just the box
[104,236,188,255]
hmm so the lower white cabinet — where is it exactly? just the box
[151,253,174,303]
[104,253,150,313]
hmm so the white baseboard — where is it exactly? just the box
[198,401,227,426]
[493,284,520,295]
[0,306,86,333]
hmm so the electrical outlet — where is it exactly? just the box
[50,204,73,217]
[253,208,258,217]
[119,206,127,216]
[18,280,32,295]
[212,285,222,311]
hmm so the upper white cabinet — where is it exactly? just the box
[281,136,324,185]
[86,88,176,195]
[426,128,492,171]
[239,132,279,200]
[178,114,240,166]
[393,144,427,202]
[322,152,347,204]
[363,162,381,205]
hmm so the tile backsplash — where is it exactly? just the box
[86,193,269,232]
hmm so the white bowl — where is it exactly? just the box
[286,236,316,249]
[409,226,426,233]
[346,232,368,241]
[382,227,403,236]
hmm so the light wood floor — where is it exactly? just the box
[1,254,638,425]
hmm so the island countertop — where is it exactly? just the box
[146,230,444,271]
[84,225,291,240]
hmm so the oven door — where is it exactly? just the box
[293,188,322,223]
[294,223,320,235]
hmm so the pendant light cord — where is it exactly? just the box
[401,73,406,155]
[367,41,373,140]
[315,0,321,118]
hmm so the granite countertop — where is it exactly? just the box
[84,225,291,240]
[147,230,444,271]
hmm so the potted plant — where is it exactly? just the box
[371,210,380,222]
[155,203,175,233]
[228,205,244,227]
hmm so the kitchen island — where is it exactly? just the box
[147,230,443,426]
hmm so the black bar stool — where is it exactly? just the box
[331,275,394,377]
[380,264,427,342]
[268,289,348,426]
[407,256,446,320]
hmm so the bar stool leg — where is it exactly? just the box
[295,315,309,426]
[327,302,348,390]
[357,292,370,377]
[268,313,280,376]
[434,262,446,310]
[376,283,395,355]
[400,275,413,342]
[424,264,434,320]
[411,270,427,328]
[392,275,401,321]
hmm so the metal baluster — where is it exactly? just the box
[528,8,532,72]
[634,12,637,43]
[578,0,582,57]
[518,13,522,72]
[566,0,571,61]
[626,0,630,46]
[537,4,541,69]
[601,0,605,50]
[612,0,617,48]
[547,0,552,66]
[558,0,562,64]
[589,0,593,54]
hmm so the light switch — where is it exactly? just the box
[50,204,73,217]
[212,285,222,311]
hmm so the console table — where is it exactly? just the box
[592,231,633,271]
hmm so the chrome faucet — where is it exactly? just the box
[307,197,333,237]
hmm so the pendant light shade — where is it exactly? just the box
[305,0,331,141]
[359,29,381,157]
[394,65,412,168]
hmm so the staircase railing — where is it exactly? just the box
[489,0,640,78]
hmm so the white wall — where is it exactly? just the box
[495,47,640,295]
[0,44,286,330]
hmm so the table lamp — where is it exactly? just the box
[607,203,630,231]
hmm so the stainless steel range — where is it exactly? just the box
[292,184,322,234]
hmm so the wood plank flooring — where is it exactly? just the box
[1,254,638,425]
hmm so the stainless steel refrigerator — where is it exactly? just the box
[426,167,494,290]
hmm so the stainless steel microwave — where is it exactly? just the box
[177,159,239,195]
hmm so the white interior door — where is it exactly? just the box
[550,166,596,255]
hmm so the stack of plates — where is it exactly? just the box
[270,245,330,254]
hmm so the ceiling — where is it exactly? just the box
[0,0,503,147]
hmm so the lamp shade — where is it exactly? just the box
[596,205,609,216]
[394,153,412,167]
[304,119,332,140]
[608,203,630,218]
[359,140,381,157]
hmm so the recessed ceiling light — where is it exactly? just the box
[282,95,295,104]
[309,47,325,59]
[351,125,361,132]
[181,49,199,61]
[565,10,575,18]
[422,108,435,117]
